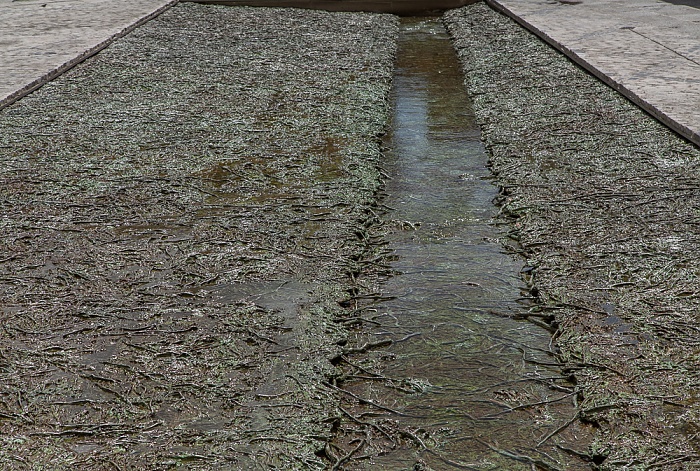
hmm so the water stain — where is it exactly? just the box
[309,136,348,181]
[354,18,592,469]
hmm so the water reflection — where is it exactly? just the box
[358,18,592,470]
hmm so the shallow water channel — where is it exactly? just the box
[354,18,592,470]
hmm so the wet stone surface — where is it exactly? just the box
[0,4,397,469]
[328,18,592,471]
[446,3,700,469]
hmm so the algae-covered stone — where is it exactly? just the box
[445,3,700,469]
[0,4,398,469]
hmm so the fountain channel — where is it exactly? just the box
[344,18,594,470]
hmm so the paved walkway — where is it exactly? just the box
[0,0,176,109]
[487,0,700,148]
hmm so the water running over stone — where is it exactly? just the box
[355,18,593,470]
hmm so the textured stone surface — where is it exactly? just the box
[488,0,700,147]
[0,0,177,108]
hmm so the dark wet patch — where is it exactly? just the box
[660,0,700,8]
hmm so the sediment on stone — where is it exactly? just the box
[445,3,700,469]
[0,4,398,469]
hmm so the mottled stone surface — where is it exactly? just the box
[488,0,700,147]
[0,0,177,108]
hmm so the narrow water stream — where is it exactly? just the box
[357,18,592,470]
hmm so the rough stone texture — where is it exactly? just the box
[0,0,177,109]
[446,3,700,469]
[487,0,700,148]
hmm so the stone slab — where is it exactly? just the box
[0,0,177,110]
[487,0,700,148]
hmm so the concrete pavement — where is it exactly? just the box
[0,0,177,109]
[487,0,700,148]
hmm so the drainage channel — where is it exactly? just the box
[346,18,593,470]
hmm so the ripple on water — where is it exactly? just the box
[353,17,593,470]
